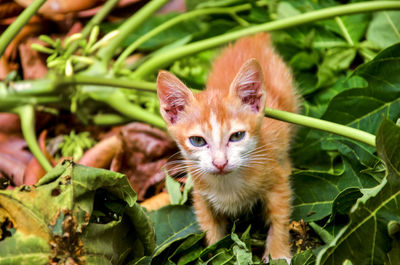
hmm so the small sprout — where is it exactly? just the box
[65,59,73,77]
[71,55,94,65]
[48,58,65,68]
[89,30,120,53]
[63,33,83,48]
[31,43,54,54]
[87,25,100,50]
[39,35,57,47]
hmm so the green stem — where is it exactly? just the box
[8,75,157,96]
[265,108,376,147]
[98,0,169,65]
[13,105,53,172]
[65,0,120,57]
[114,3,253,70]
[0,0,47,57]
[99,90,166,129]
[61,75,157,92]
[93,113,131,126]
[132,1,400,79]
[334,17,354,46]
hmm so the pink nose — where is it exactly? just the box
[212,160,228,171]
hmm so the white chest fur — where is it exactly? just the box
[198,171,260,217]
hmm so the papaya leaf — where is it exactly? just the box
[316,119,400,265]
[367,11,400,49]
[0,161,155,265]
[149,205,202,259]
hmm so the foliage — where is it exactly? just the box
[0,160,155,264]
[57,131,97,161]
[1,0,400,264]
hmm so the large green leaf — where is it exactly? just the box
[0,161,155,265]
[321,14,370,44]
[292,138,381,222]
[148,205,202,261]
[316,119,400,264]
[367,11,400,49]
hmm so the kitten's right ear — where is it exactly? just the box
[157,71,194,124]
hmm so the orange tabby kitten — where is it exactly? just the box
[157,33,299,262]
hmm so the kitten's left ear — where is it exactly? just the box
[229,58,266,113]
[157,70,194,125]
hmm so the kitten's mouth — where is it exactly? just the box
[212,169,233,176]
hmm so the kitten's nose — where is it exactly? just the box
[212,160,228,172]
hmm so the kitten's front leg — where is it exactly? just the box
[263,174,292,263]
[193,192,227,245]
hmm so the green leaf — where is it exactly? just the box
[291,249,315,265]
[292,138,382,222]
[0,232,50,265]
[309,222,334,244]
[181,174,193,205]
[321,14,370,44]
[367,11,400,49]
[0,161,155,264]
[165,173,183,205]
[316,47,356,88]
[316,119,400,264]
[149,205,201,258]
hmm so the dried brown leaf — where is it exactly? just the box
[110,123,178,201]
[140,191,170,211]
[19,38,48,80]
[79,135,122,168]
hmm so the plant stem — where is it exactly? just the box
[265,108,376,147]
[0,0,47,57]
[13,105,53,172]
[132,1,400,79]
[93,113,131,126]
[334,17,354,46]
[98,90,166,129]
[98,0,169,65]
[65,0,120,57]
[113,3,254,70]
[61,75,157,92]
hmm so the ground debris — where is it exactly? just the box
[290,220,322,254]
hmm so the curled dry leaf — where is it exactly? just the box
[19,38,48,80]
[14,0,100,14]
[79,135,122,169]
[140,191,171,211]
[0,134,32,186]
[0,113,21,135]
[0,2,24,20]
[110,123,178,201]
[0,21,44,79]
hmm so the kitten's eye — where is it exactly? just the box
[229,131,246,142]
[189,136,207,147]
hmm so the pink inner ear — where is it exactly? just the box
[165,103,184,124]
[238,81,263,112]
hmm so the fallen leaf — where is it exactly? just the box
[0,113,21,134]
[0,2,24,19]
[19,38,48,80]
[110,123,178,201]
[14,0,100,14]
[141,191,171,211]
[79,135,122,168]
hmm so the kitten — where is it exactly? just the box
[157,33,299,262]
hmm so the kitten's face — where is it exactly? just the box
[171,102,262,176]
[157,58,266,176]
